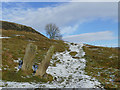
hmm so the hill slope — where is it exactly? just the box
[1,21,119,88]
[0,21,45,37]
[83,44,119,88]
[1,21,69,83]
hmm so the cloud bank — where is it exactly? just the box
[63,31,116,43]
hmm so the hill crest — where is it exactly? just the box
[0,20,45,37]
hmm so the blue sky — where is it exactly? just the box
[2,2,63,8]
[1,2,118,47]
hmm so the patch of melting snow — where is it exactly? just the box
[109,56,113,58]
[3,68,7,70]
[13,58,21,63]
[109,54,118,58]
[15,66,19,72]
[15,35,24,36]
[1,42,103,88]
[0,37,10,39]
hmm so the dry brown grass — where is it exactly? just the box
[69,51,77,57]
[83,44,119,88]
[2,29,69,82]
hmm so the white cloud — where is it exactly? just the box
[2,2,118,34]
[61,24,79,36]
[63,31,116,43]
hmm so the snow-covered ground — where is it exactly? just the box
[1,42,103,88]
[0,37,10,39]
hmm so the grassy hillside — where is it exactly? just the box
[0,21,45,37]
[83,44,119,88]
[1,21,119,88]
[1,21,69,83]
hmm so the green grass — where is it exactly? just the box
[83,44,119,88]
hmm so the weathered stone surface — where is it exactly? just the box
[35,46,55,76]
[22,43,37,71]
[0,38,2,80]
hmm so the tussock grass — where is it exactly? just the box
[83,44,119,88]
[69,51,77,57]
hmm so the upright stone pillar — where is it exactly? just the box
[35,46,55,76]
[22,43,37,71]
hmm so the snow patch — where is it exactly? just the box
[15,35,24,36]
[13,58,21,63]
[0,37,10,39]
